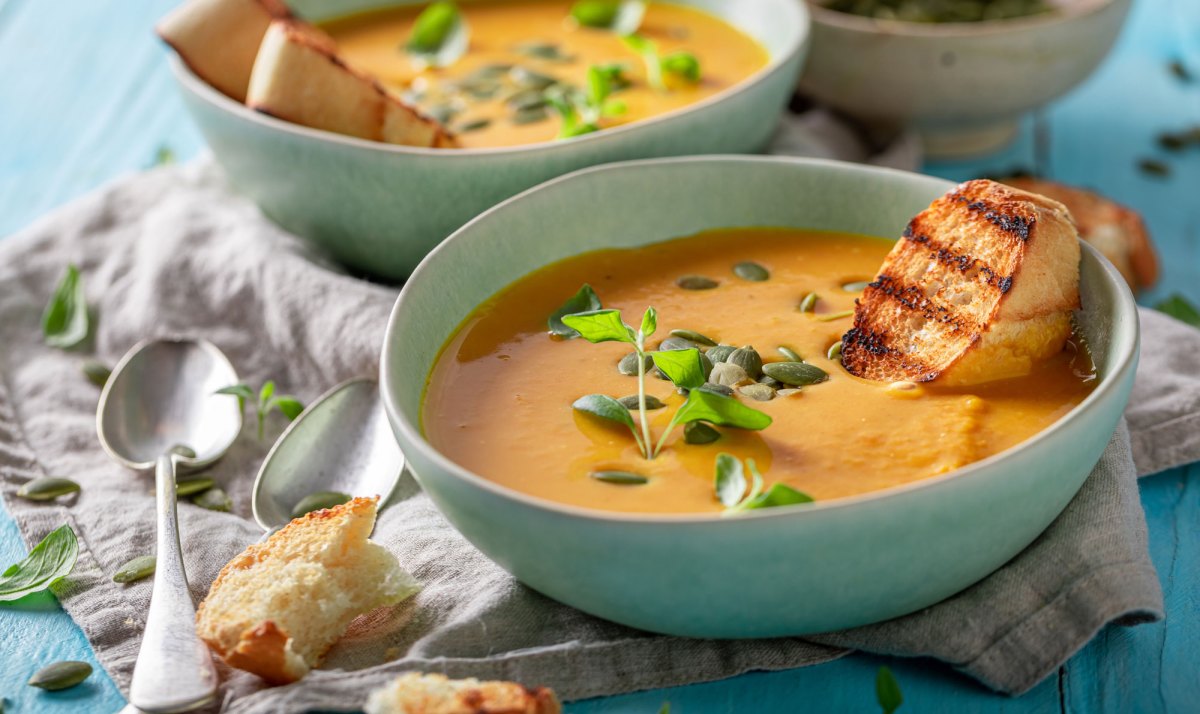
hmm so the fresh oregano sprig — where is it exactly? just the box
[545,63,630,139]
[216,380,304,440]
[715,453,812,514]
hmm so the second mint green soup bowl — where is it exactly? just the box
[170,0,808,281]
[381,156,1139,637]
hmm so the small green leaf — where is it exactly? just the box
[622,34,664,91]
[674,389,772,431]
[876,666,903,714]
[406,2,461,54]
[741,482,813,510]
[573,394,636,430]
[571,0,620,27]
[216,384,254,413]
[561,310,636,344]
[1155,293,1200,327]
[81,360,111,387]
[658,703,671,714]
[271,397,305,421]
[0,525,78,601]
[651,348,706,390]
[153,145,176,166]
[661,51,700,82]
[640,307,658,338]
[590,470,649,485]
[549,284,604,337]
[684,421,720,444]
[714,452,746,507]
[41,265,89,349]
[258,380,276,407]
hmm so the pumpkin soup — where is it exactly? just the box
[421,228,1096,514]
[321,1,770,147]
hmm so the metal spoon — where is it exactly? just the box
[251,377,404,532]
[97,338,242,713]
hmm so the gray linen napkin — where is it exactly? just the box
[0,160,1186,714]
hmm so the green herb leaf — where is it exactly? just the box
[714,452,746,507]
[1154,294,1200,327]
[661,51,700,82]
[640,307,658,338]
[876,666,903,714]
[41,265,89,349]
[549,284,604,337]
[545,87,600,138]
[259,380,276,406]
[272,397,305,421]
[216,384,255,412]
[651,348,706,390]
[561,309,636,344]
[571,0,620,27]
[153,145,176,166]
[573,394,636,430]
[406,2,463,56]
[658,703,671,714]
[673,389,772,430]
[621,34,664,91]
[742,482,813,510]
[0,525,78,602]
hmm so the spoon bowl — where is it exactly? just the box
[252,377,404,531]
[98,339,242,468]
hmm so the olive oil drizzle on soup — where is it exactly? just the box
[421,228,1097,515]
[320,1,769,148]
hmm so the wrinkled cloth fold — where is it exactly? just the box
[0,159,1189,714]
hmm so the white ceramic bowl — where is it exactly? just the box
[798,0,1132,158]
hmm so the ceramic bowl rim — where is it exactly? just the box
[806,0,1122,38]
[168,0,809,159]
[381,155,1139,525]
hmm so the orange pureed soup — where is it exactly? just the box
[422,228,1097,514]
[323,1,769,148]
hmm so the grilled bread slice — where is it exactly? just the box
[157,0,291,102]
[364,673,561,714]
[1002,177,1158,292]
[842,179,1081,386]
[247,20,455,148]
[195,497,419,684]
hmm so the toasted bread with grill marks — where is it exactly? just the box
[841,179,1081,386]
[1002,177,1158,291]
[195,497,419,684]
[246,20,456,148]
[364,673,561,714]
[157,0,292,102]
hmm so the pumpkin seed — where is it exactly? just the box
[739,383,776,402]
[28,661,91,691]
[676,275,718,290]
[699,351,714,380]
[669,329,717,346]
[777,346,802,362]
[192,487,231,512]
[706,345,736,363]
[816,310,855,322]
[827,341,844,361]
[16,477,80,501]
[507,88,548,111]
[798,292,819,313]
[511,66,559,90]
[697,382,734,397]
[758,375,782,389]
[112,555,156,584]
[81,360,111,387]
[1138,158,1170,177]
[777,388,802,397]
[709,362,750,388]
[426,103,460,125]
[513,42,573,62]
[683,422,720,444]
[590,470,648,485]
[456,118,492,133]
[728,346,763,380]
[290,491,352,519]
[733,261,769,282]
[617,395,666,410]
[174,475,215,498]
[658,336,697,351]
[617,351,653,376]
[842,280,872,292]
[763,361,829,386]
[470,63,513,79]
[885,381,924,399]
[511,105,549,125]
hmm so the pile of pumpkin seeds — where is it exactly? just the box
[821,0,1053,23]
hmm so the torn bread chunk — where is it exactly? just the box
[195,496,418,685]
[364,673,561,714]
[1002,176,1158,292]
[157,0,292,102]
[247,20,455,147]
[842,179,1081,386]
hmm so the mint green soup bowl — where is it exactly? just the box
[169,0,809,281]
[381,156,1139,637]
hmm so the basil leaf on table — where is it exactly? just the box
[1155,293,1200,327]
[548,283,603,337]
[651,348,706,390]
[561,309,636,344]
[41,264,89,349]
[876,666,903,714]
[0,524,78,602]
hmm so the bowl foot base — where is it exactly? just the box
[919,120,1019,160]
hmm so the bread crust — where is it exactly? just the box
[1003,177,1157,291]
[842,179,1081,385]
[364,672,562,714]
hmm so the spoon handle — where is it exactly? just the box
[129,454,219,713]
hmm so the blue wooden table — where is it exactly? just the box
[2,0,1197,711]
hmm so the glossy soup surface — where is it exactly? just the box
[422,228,1096,514]
[321,1,769,148]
